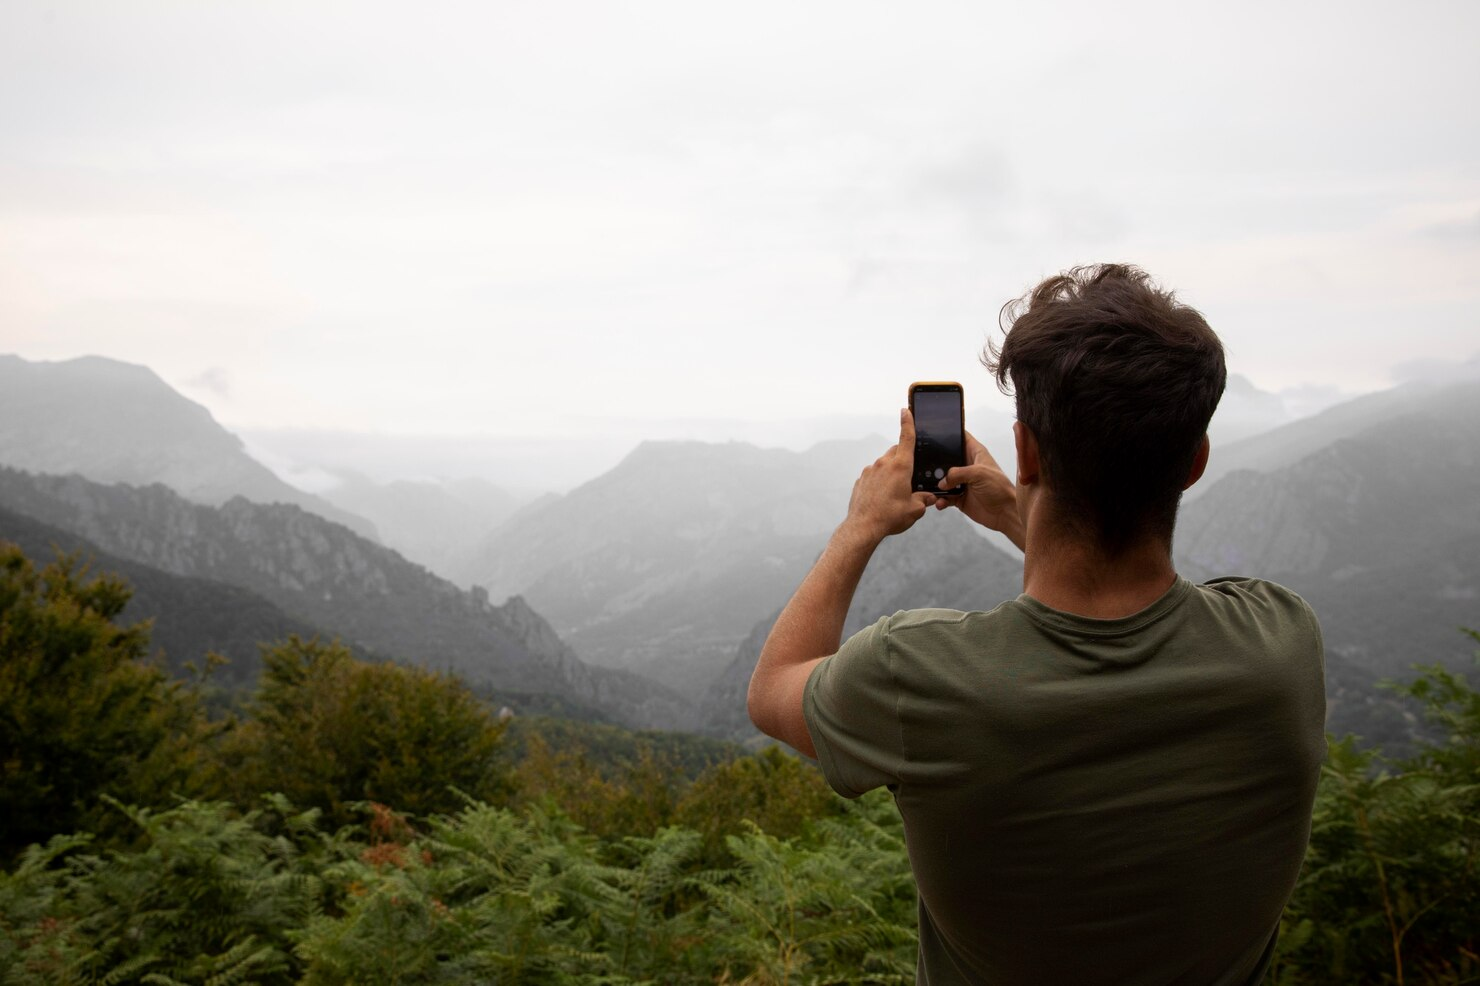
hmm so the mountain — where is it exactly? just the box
[0,502,324,691]
[0,355,376,540]
[1193,360,1480,497]
[0,467,689,730]
[1207,373,1297,445]
[697,509,1026,742]
[456,438,887,698]
[318,472,523,582]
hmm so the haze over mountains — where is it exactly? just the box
[0,355,377,541]
[455,437,884,697]
[1,352,1476,748]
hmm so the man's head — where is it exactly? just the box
[986,264,1225,556]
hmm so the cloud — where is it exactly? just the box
[182,366,232,399]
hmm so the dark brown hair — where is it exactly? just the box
[986,264,1226,555]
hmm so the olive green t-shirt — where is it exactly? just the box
[803,576,1325,985]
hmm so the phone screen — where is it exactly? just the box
[911,386,965,494]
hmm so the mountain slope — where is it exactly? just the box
[319,472,522,581]
[1193,365,1480,496]
[457,438,885,697]
[0,467,688,729]
[0,502,325,690]
[0,354,376,540]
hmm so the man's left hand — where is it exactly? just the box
[841,408,938,543]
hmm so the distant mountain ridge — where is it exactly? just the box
[1192,361,1480,496]
[0,466,689,730]
[319,472,523,581]
[457,437,888,697]
[0,355,376,540]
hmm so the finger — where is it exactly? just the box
[898,407,916,453]
[941,465,984,489]
[913,491,937,509]
[964,431,1002,469]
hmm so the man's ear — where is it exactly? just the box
[1014,421,1040,486]
[1182,434,1210,491]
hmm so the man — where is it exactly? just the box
[747,264,1326,984]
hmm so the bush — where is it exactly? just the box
[0,796,326,986]
[221,637,511,828]
[1272,635,1480,985]
[673,745,841,860]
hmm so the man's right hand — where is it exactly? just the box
[936,431,1025,552]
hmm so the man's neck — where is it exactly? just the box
[1021,526,1178,620]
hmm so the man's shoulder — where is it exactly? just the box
[881,600,1025,635]
[1192,575,1321,628]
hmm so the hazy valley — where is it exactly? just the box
[2,353,1478,751]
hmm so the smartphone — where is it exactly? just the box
[909,381,966,496]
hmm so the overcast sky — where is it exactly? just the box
[3,1,1477,471]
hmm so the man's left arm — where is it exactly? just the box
[747,408,936,757]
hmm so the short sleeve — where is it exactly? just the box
[803,615,904,798]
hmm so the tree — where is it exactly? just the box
[0,545,210,858]
[673,746,840,860]
[222,636,510,826]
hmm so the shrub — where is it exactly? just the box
[1272,636,1480,985]
[222,637,511,828]
[0,797,325,986]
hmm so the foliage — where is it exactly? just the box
[1,792,915,986]
[510,733,679,842]
[0,796,326,986]
[0,545,216,858]
[696,791,916,986]
[503,715,742,781]
[220,636,512,829]
[673,746,841,859]
[510,733,843,866]
[1272,636,1480,985]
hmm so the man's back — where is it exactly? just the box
[804,576,1326,984]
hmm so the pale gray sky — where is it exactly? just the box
[3,1,1478,472]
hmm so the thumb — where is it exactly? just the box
[899,407,916,452]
